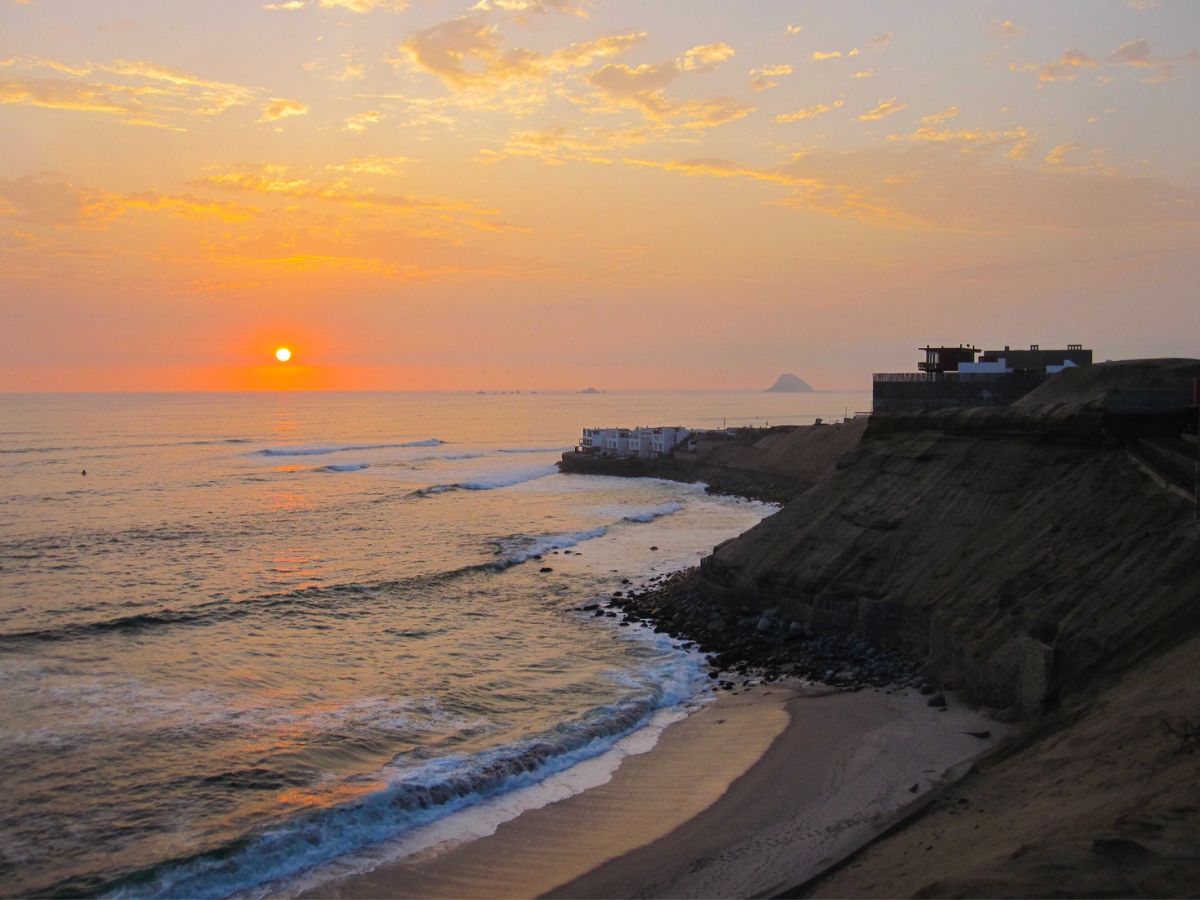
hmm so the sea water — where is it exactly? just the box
[0,390,867,897]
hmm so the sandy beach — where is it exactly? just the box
[300,684,1003,899]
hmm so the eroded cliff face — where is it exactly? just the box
[700,415,1200,716]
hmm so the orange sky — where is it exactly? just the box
[2,0,1198,391]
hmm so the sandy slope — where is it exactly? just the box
[807,632,1200,898]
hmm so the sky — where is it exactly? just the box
[1,0,1198,391]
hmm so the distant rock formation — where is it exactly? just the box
[764,373,814,393]
[580,387,603,394]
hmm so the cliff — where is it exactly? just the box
[687,358,1200,897]
[701,385,1199,716]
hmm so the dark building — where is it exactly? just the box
[918,345,979,375]
[873,342,1093,414]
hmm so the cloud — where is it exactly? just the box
[470,0,589,16]
[263,1,305,9]
[344,109,383,132]
[0,174,109,226]
[1042,142,1115,175]
[990,19,1024,38]
[1113,38,1155,67]
[585,61,752,129]
[858,97,908,121]
[0,174,256,228]
[1011,48,1097,83]
[785,25,804,37]
[850,69,875,79]
[887,122,1034,161]
[259,98,309,123]
[871,32,893,47]
[480,123,651,165]
[396,16,643,92]
[678,42,735,72]
[749,63,792,92]
[811,51,841,62]
[0,56,257,125]
[625,143,1200,233]
[327,156,415,175]
[1014,40,1194,86]
[775,98,843,123]
[319,0,408,11]
[195,164,481,214]
[920,106,959,125]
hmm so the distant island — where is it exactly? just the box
[580,387,603,394]
[764,373,814,393]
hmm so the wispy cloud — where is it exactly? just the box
[395,16,643,94]
[858,97,908,121]
[775,98,843,123]
[990,19,1025,38]
[259,98,308,123]
[0,56,257,126]
[749,63,792,92]
[920,106,959,125]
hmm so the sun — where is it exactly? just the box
[274,347,292,363]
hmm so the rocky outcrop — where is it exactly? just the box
[765,373,815,393]
[559,420,867,504]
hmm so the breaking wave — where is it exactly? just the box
[412,466,557,497]
[254,440,444,457]
[621,502,684,524]
[94,660,703,900]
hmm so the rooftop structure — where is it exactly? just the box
[874,342,1093,414]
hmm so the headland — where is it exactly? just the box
[314,358,1200,898]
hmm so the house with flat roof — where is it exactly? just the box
[873,342,1093,414]
[576,426,691,459]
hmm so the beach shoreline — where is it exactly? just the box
[296,682,1003,899]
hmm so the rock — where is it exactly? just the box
[764,373,815,393]
[649,546,659,551]
[539,566,553,573]
[756,616,774,634]
[963,730,992,739]
[909,783,919,793]
[927,692,947,708]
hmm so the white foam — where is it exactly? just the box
[265,701,702,899]
[416,466,557,497]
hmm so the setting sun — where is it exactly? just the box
[274,347,292,363]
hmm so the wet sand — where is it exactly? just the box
[299,685,1002,899]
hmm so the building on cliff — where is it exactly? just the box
[577,426,691,459]
[874,343,1093,414]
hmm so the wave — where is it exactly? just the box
[315,463,370,473]
[411,466,556,497]
[95,662,703,900]
[621,502,684,524]
[254,440,443,457]
[487,526,608,568]
[495,447,570,454]
[0,524,608,645]
[1,438,253,456]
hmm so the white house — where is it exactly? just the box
[577,426,691,459]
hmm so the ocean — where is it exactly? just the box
[0,389,868,898]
